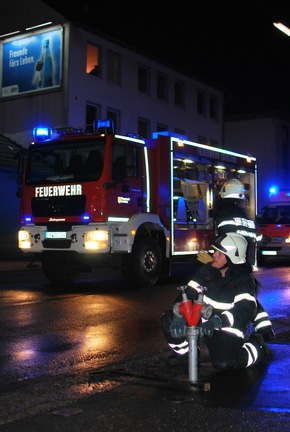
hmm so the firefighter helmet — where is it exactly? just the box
[212,233,247,264]
[220,179,245,200]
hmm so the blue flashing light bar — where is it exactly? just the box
[96,119,114,134]
[24,216,32,223]
[82,215,90,221]
[33,126,52,141]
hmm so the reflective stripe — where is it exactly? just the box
[218,220,237,228]
[222,310,234,326]
[168,340,189,355]
[254,311,269,321]
[203,292,256,311]
[235,293,257,303]
[237,229,257,239]
[203,294,233,310]
[168,340,188,349]
[187,280,203,292]
[244,342,258,367]
[255,321,272,331]
[222,327,244,338]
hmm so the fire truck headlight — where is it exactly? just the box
[18,230,31,249]
[84,230,109,250]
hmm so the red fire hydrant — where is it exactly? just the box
[175,285,213,386]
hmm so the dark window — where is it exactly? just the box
[197,90,206,115]
[138,118,150,138]
[157,72,168,101]
[138,65,150,94]
[209,95,218,120]
[174,79,185,107]
[107,51,121,84]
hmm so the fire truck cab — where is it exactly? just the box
[257,188,290,262]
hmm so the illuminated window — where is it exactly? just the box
[86,43,100,76]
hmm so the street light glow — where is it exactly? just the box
[273,22,290,38]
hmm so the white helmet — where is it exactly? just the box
[220,179,245,200]
[212,233,247,264]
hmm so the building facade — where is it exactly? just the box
[225,111,290,211]
[0,0,224,148]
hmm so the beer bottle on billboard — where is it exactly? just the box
[41,39,54,88]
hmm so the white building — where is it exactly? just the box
[0,0,224,147]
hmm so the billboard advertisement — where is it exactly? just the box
[1,26,62,98]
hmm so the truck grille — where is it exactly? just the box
[32,196,86,217]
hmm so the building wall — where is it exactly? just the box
[0,0,224,148]
[225,113,290,211]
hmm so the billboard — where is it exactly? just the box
[1,26,62,98]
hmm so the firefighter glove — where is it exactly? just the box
[169,315,187,339]
[197,250,213,264]
[199,314,222,337]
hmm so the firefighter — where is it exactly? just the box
[197,178,275,342]
[162,232,271,369]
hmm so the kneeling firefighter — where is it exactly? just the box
[161,232,271,370]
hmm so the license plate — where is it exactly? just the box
[45,232,67,239]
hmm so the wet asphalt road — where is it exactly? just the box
[1,258,290,431]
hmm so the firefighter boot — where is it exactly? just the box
[254,301,276,342]
[248,332,271,364]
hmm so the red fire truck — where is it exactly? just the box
[257,188,290,263]
[17,120,257,287]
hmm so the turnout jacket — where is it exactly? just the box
[214,199,258,242]
[179,262,258,339]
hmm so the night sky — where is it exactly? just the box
[44,0,290,115]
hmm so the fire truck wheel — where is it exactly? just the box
[41,253,80,284]
[122,237,162,288]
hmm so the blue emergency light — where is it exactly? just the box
[33,126,52,141]
[96,119,114,134]
[269,185,278,195]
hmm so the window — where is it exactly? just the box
[112,143,140,180]
[174,128,186,136]
[197,135,207,144]
[209,138,219,147]
[86,103,100,132]
[107,51,121,84]
[86,43,101,76]
[197,90,206,115]
[156,72,168,101]
[138,117,150,138]
[138,64,150,94]
[174,79,185,107]
[107,109,120,134]
[209,95,219,120]
[156,123,168,132]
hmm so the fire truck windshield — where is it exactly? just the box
[25,140,105,184]
[259,205,290,224]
